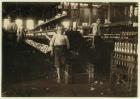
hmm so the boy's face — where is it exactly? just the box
[57,26,64,34]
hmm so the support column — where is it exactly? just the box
[107,3,111,22]
[89,4,92,25]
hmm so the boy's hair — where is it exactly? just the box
[56,24,65,32]
[57,24,64,29]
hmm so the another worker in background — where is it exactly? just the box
[4,16,18,46]
[91,18,104,84]
[91,18,101,48]
[17,24,26,44]
[50,25,70,83]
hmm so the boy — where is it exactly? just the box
[50,25,70,83]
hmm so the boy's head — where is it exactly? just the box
[57,25,64,34]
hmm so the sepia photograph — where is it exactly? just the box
[1,1,138,97]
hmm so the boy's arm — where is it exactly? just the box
[49,35,56,50]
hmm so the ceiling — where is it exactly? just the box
[2,2,137,20]
[2,2,60,19]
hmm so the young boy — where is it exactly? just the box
[50,25,70,83]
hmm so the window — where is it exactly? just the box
[62,20,70,29]
[26,19,34,30]
[3,18,9,29]
[15,19,23,28]
[38,20,44,25]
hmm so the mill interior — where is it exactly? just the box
[2,2,138,97]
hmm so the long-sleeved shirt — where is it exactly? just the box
[50,33,70,49]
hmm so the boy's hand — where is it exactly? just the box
[48,46,53,56]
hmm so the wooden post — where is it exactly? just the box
[107,3,111,22]
[89,4,92,25]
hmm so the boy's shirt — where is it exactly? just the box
[50,33,70,49]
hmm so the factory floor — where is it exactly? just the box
[2,42,137,97]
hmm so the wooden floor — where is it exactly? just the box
[2,42,137,97]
